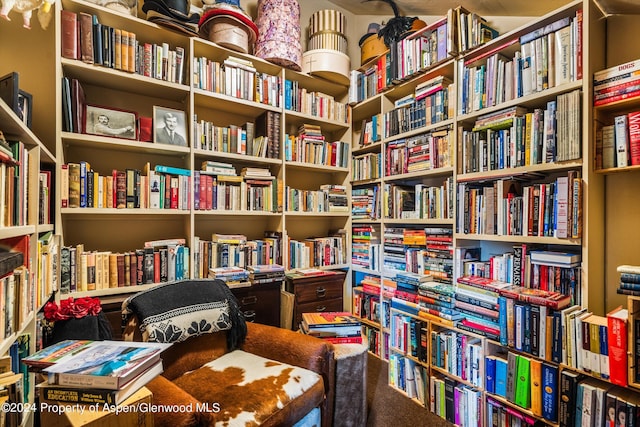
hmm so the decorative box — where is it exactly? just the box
[360,34,387,65]
[254,0,302,71]
[302,49,350,86]
[204,16,251,53]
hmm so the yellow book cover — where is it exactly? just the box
[530,358,542,416]
[524,112,532,165]
[114,28,122,70]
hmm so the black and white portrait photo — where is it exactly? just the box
[84,105,137,140]
[153,106,187,146]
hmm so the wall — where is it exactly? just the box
[603,14,640,311]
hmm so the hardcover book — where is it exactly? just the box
[38,361,162,405]
[44,341,171,390]
[607,305,628,386]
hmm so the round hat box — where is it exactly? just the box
[202,16,251,53]
[302,49,351,86]
[360,34,387,65]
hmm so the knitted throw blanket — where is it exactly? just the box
[122,279,247,350]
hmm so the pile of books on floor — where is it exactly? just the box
[208,266,250,288]
[23,339,170,405]
[247,264,284,284]
[301,311,363,344]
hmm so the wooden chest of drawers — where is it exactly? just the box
[231,280,282,327]
[285,271,347,330]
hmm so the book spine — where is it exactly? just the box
[41,386,117,405]
[541,363,558,422]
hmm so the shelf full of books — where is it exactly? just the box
[593,57,640,173]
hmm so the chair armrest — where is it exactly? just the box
[146,375,215,427]
[241,323,336,427]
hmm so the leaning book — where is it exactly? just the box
[44,341,171,390]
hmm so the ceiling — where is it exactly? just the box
[327,0,640,17]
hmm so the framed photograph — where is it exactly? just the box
[153,106,187,146]
[84,104,137,140]
[0,72,19,117]
[17,90,32,129]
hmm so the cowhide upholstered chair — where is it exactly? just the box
[122,279,335,427]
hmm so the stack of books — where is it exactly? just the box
[594,58,640,107]
[617,264,640,296]
[300,311,363,344]
[23,340,170,405]
[208,266,250,288]
[247,264,284,284]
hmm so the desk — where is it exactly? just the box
[38,386,153,427]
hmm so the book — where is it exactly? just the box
[0,251,23,279]
[60,10,78,60]
[23,340,94,370]
[37,360,163,405]
[514,354,531,408]
[44,341,171,390]
[615,114,630,167]
[301,311,361,328]
[529,250,581,266]
[541,363,558,422]
[606,305,628,386]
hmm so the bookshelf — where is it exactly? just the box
[0,93,54,423]
[343,0,640,424]
[0,0,355,339]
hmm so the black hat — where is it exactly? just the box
[142,0,200,23]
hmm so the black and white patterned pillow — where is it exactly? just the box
[123,280,238,344]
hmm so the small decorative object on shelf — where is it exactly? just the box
[153,106,187,146]
[0,0,54,29]
[254,0,302,71]
[372,0,425,48]
[198,0,258,54]
[43,297,113,345]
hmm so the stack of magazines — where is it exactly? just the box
[23,340,170,405]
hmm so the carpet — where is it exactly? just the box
[365,353,454,427]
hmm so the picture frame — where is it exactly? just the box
[153,106,187,146]
[17,90,32,129]
[0,72,20,118]
[84,104,137,140]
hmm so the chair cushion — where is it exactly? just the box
[173,350,325,426]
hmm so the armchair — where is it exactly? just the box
[122,279,335,427]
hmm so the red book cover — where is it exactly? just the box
[116,254,125,287]
[322,335,363,344]
[170,177,179,209]
[129,251,136,287]
[61,10,78,60]
[627,111,640,165]
[115,170,126,209]
[594,88,640,106]
[606,305,628,386]
[199,172,207,210]
[153,251,160,284]
[206,176,213,210]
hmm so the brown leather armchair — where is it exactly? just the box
[123,280,335,427]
